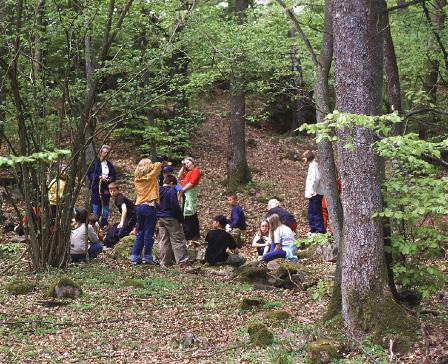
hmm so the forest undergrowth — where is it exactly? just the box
[0,94,447,363]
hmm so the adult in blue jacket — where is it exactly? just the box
[87,145,116,227]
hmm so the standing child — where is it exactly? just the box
[227,195,246,231]
[156,175,189,266]
[204,215,246,267]
[48,163,67,222]
[104,182,137,248]
[131,159,162,264]
[302,150,325,234]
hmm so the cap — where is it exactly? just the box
[162,166,174,173]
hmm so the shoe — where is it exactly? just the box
[131,260,141,265]
[142,260,156,265]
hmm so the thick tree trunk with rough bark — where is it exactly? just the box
[333,0,387,337]
[333,1,417,346]
[227,0,251,189]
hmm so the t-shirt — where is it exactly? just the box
[273,225,295,247]
[70,224,99,254]
[205,229,237,264]
[181,168,201,187]
[101,160,109,178]
[114,193,135,216]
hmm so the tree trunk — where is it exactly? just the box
[313,0,345,319]
[333,0,388,338]
[227,0,251,189]
[421,0,446,138]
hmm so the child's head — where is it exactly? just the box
[267,198,280,210]
[258,219,269,236]
[268,213,281,231]
[162,165,174,175]
[302,150,315,164]
[213,215,228,229]
[163,174,177,186]
[108,182,119,197]
[227,195,238,206]
[75,209,88,224]
[135,158,154,177]
[59,163,68,179]
[88,212,98,225]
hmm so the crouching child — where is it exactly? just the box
[156,175,189,266]
[70,209,103,263]
[103,182,137,248]
[205,215,246,267]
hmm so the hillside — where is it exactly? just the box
[0,93,447,364]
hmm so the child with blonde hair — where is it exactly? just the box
[130,158,162,264]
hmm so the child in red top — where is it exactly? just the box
[177,157,201,240]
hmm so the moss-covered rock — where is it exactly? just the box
[112,236,135,260]
[266,310,291,321]
[49,277,82,299]
[5,279,36,295]
[308,339,338,364]
[360,295,418,353]
[247,322,274,347]
[274,262,299,279]
[240,297,265,310]
[123,278,145,288]
[238,266,268,283]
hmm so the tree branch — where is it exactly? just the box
[387,0,424,12]
[405,107,448,118]
[275,0,319,67]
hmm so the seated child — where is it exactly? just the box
[252,220,270,257]
[156,174,189,266]
[261,213,298,263]
[70,209,103,263]
[227,195,246,231]
[89,213,101,237]
[205,215,246,267]
[103,182,136,248]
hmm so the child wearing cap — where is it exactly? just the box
[204,215,246,266]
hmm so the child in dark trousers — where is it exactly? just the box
[302,150,325,234]
[205,215,246,266]
[103,182,136,248]
[156,175,189,266]
[227,195,246,231]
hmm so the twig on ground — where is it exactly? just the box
[1,248,28,275]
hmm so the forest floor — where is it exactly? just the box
[0,91,447,363]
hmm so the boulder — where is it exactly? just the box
[238,266,269,283]
[240,297,265,310]
[247,323,274,347]
[49,277,82,299]
[308,339,339,364]
[5,279,36,295]
[311,242,338,262]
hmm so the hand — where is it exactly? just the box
[117,223,123,229]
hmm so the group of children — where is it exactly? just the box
[44,144,332,266]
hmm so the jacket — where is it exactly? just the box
[305,160,324,198]
[135,162,162,205]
